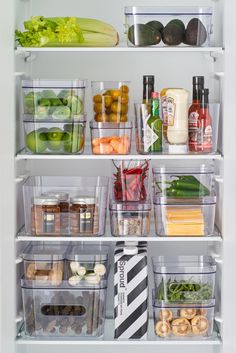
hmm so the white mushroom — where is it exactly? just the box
[68,275,81,286]
[77,266,86,277]
[94,264,107,277]
[70,261,80,274]
[85,273,101,285]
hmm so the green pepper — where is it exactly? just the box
[166,188,208,198]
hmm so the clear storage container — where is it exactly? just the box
[153,297,215,339]
[22,176,109,237]
[22,244,67,286]
[153,164,215,198]
[65,245,109,287]
[152,256,216,303]
[22,279,107,338]
[23,117,86,154]
[154,196,216,237]
[90,122,132,155]
[91,81,130,123]
[109,200,151,236]
[112,159,150,201]
[22,79,86,118]
[125,7,213,47]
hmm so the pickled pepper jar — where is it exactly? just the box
[43,192,69,234]
[31,196,61,235]
[70,196,97,235]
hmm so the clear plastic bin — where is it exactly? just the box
[109,200,151,236]
[22,244,67,286]
[22,79,86,118]
[22,279,107,338]
[91,81,130,123]
[22,176,109,236]
[65,245,109,287]
[23,117,86,154]
[112,160,150,202]
[90,122,132,155]
[152,256,216,303]
[153,297,215,339]
[125,7,213,47]
[153,164,215,198]
[154,196,216,237]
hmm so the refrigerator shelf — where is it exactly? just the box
[16,148,223,161]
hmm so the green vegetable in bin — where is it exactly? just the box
[26,129,47,153]
[24,91,41,114]
[35,105,50,118]
[156,175,210,198]
[157,278,213,302]
[67,95,83,115]
[52,106,71,120]
[63,124,84,153]
[47,127,64,151]
[58,89,71,105]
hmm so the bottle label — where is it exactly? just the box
[143,114,158,152]
[161,97,168,126]
[189,111,199,129]
[167,97,175,126]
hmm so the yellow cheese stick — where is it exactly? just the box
[166,223,204,236]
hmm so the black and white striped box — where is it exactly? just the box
[114,246,148,339]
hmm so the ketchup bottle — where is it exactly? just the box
[188,76,204,151]
[197,88,212,153]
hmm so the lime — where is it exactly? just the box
[26,130,47,153]
[63,129,84,153]
[48,127,64,151]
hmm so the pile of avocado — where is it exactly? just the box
[25,124,85,154]
[128,18,207,46]
[24,89,83,119]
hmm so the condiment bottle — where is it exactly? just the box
[166,88,189,153]
[147,92,162,152]
[70,196,96,235]
[143,75,155,112]
[31,196,61,235]
[197,89,212,152]
[188,76,205,151]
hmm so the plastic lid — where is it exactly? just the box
[22,244,67,261]
[23,114,86,123]
[21,278,108,290]
[153,163,214,175]
[168,144,188,154]
[153,195,216,205]
[124,247,138,255]
[22,79,86,88]
[125,6,213,15]
[71,196,96,205]
[153,298,215,309]
[66,245,109,262]
[152,255,216,274]
[33,196,59,206]
[42,191,69,202]
[109,200,151,212]
[90,121,132,129]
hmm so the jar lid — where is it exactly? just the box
[22,79,86,88]
[71,196,96,205]
[42,191,69,202]
[33,196,59,206]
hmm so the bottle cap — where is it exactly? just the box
[168,144,188,154]
[124,247,138,255]
[143,75,155,84]
[193,76,205,86]
[151,92,159,99]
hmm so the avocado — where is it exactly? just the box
[146,20,164,33]
[184,18,207,46]
[167,19,185,32]
[128,24,161,46]
[162,24,184,46]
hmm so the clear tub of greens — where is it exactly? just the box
[152,256,216,303]
[22,79,86,118]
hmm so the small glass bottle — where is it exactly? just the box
[143,75,155,112]
[42,192,69,234]
[31,196,61,235]
[197,88,212,152]
[70,196,96,235]
[147,92,163,152]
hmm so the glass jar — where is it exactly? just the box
[43,192,69,234]
[31,196,61,235]
[70,196,97,235]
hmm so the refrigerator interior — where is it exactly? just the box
[0,0,233,352]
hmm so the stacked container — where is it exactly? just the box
[22,79,87,155]
[90,81,132,155]
[22,176,109,237]
[21,244,109,338]
[152,255,216,339]
[109,159,151,237]
[152,164,216,237]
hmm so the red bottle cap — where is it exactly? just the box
[151,92,159,99]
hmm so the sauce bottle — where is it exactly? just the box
[147,92,162,152]
[197,89,212,152]
[188,76,205,151]
[143,75,155,112]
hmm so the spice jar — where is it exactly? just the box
[43,192,69,234]
[70,196,97,235]
[31,196,61,235]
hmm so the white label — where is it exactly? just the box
[167,97,176,126]
[189,111,199,129]
[143,114,158,152]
